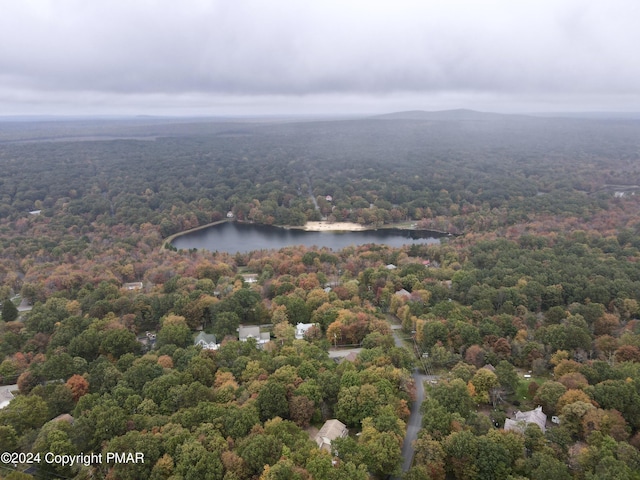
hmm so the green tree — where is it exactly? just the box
[470,368,499,404]
[104,431,163,480]
[157,322,192,348]
[174,439,224,480]
[359,416,404,477]
[122,357,164,392]
[211,311,240,338]
[73,400,128,450]
[1,298,18,322]
[533,381,567,416]
[430,378,474,419]
[0,425,18,452]
[257,381,289,422]
[450,361,477,383]
[443,430,479,479]
[32,422,77,478]
[0,395,49,435]
[412,433,446,478]
[100,328,141,359]
[421,397,463,440]
[238,433,283,477]
[589,379,640,429]
[68,328,102,361]
[32,383,75,418]
[495,360,520,392]
[526,451,572,480]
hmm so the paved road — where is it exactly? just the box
[390,326,438,475]
[400,370,429,472]
[304,173,321,213]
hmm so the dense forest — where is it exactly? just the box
[1,111,640,479]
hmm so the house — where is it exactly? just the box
[394,289,411,298]
[504,406,547,434]
[137,331,157,350]
[194,332,219,350]
[238,325,271,346]
[385,264,397,270]
[241,274,258,284]
[51,413,74,424]
[123,282,143,291]
[295,323,317,340]
[315,419,348,452]
[0,388,15,409]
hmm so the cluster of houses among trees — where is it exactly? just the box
[2,115,640,477]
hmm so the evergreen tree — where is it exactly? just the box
[1,298,18,322]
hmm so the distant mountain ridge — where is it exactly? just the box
[370,109,525,121]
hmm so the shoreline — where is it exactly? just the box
[163,218,454,251]
[162,219,230,249]
[298,221,368,232]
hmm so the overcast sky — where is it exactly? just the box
[1,0,639,116]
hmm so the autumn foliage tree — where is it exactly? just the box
[65,374,89,402]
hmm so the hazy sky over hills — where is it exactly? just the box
[1,0,639,116]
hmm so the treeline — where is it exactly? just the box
[1,114,639,238]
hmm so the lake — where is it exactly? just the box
[171,221,442,254]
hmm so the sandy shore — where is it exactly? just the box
[303,221,367,231]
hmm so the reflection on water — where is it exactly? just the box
[171,222,442,254]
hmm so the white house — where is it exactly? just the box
[295,323,317,340]
[194,332,219,350]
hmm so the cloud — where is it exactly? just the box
[0,0,639,113]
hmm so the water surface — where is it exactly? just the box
[171,222,442,254]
